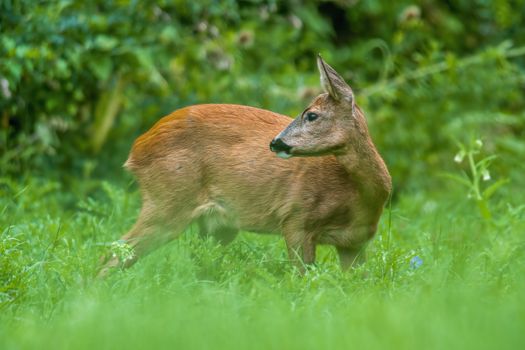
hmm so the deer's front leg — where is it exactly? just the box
[337,245,366,270]
[283,227,316,273]
[337,224,377,270]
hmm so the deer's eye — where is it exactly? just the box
[306,112,319,122]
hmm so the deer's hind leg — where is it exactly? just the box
[98,194,195,278]
[97,149,210,278]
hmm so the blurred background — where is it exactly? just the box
[1,0,525,194]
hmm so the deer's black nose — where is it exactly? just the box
[270,138,292,153]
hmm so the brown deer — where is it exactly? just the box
[99,56,391,277]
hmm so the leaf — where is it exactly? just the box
[6,63,23,81]
[159,26,179,45]
[477,155,498,168]
[94,35,118,51]
[482,178,509,200]
[89,57,113,81]
[477,200,492,220]
[438,172,472,188]
[133,50,167,88]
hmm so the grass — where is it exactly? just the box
[1,175,524,350]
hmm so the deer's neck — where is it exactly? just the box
[336,137,392,209]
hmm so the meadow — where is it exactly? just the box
[1,167,524,349]
[2,1,525,349]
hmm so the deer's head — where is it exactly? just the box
[270,56,366,159]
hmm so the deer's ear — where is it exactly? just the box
[317,55,354,104]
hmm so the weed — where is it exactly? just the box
[443,138,509,220]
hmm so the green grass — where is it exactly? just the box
[1,176,524,350]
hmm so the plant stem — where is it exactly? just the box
[467,151,481,200]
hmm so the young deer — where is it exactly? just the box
[99,56,391,276]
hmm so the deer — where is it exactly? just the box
[98,56,392,277]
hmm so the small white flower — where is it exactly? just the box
[0,78,11,99]
[454,151,465,163]
[110,240,135,262]
[423,200,437,213]
[475,139,483,149]
[482,169,491,181]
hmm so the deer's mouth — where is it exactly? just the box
[276,150,293,159]
[286,144,345,158]
[270,138,293,158]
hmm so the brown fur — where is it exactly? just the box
[99,59,391,276]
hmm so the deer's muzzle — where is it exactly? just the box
[269,138,293,159]
[270,138,291,153]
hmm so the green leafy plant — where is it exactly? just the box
[444,139,509,220]
[109,240,135,266]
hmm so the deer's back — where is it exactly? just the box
[127,104,288,167]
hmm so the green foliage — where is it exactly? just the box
[442,138,508,220]
[108,240,135,266]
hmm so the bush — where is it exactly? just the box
[1,0,524,192]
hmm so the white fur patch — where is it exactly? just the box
[192,201,235,232]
